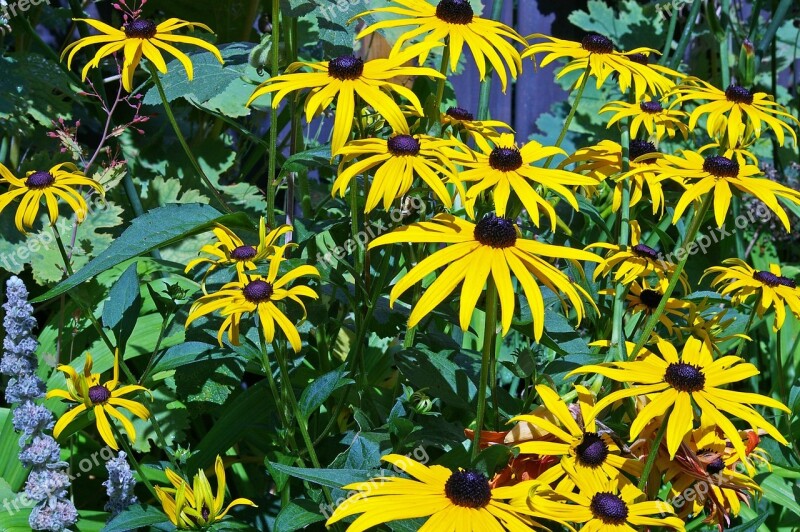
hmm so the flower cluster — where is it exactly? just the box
[1,277,78,532]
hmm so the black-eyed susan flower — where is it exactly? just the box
[186,246,319,351]
[155,455,256,529]
[46,351,150,451]
[625,278,690,336]
[326,454,561,531]
[450,133,598,227]
[563,139,669,214]
[353,0,526,92]
[528,461,686,531]
[698,137,759,166]
[510,385,643,489]
[591,220,688,290]
[654,151,800,230]
[669,79,800,147]
[523,34,676,99]
[63,17,223,92]
[185,218,291,287]
[680,303,745,353]
[569,336,790,461]
[369,213,600,341]
[441,106,513,143]
[705,259,800,331]
[657,414,760,524]
[600,98,689,140]
[332,132,466,212]
[247,42,444,155]
[0,162,104,234]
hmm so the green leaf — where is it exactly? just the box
[149,341,241,376]
[101,262,142,349]
[0,410,28,491]
[103,504,174,532]
[395,348,477,411]
[315,0,364,56]
[32,204,251,302]
[299,367,353,419]
[143,43,267,118]
[268,463,374,489]
[274,500,326,532]
[725,513,769,532]
[756,472,800,517]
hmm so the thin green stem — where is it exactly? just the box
[543,73,590,168]
[267,0,281,227]
[472,279,498,461]
[659,9,679,64]
[432,40,451,123]
[734,302,758,358]
[756,0,792,57]
[259,333,303,462]
[637,416,668,492]
[111,425,158,498]
[476,0,505,122]
[146,63,233,214]
[628,193,714,360]
[612,101,632,362]
[719,0,731,88]
[668,0,703,69]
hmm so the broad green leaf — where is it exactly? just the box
[0,410,28,491]
[32,204,251,302]
[756,472,800,517]
[298,366,353,419]
[103,504,174,532]
[725,513,769,532]
[274,500,326,532]
[148,341,241,377]
[268,463,374,489]
[101,262,142,349]
[395,348,477,411]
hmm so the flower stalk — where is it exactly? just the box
[472,278,498,460]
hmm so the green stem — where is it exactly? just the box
[476,0,505,122]
[636,415,667,492]
[543,72,589,168]
[274,344,334,505]
[734,302,757,358]
[628,193,714,360]
[719,0,731,88]
[259,333,303,463]
[659,8,679,65]
[146,63,233,214]
[267,0,281,227]
[432,40,451,123]
[111,425,158,498]
[756,0,792,57]
[472,279,498,461]
[668,0,703,70]
[612,101,633,362]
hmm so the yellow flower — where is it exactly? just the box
[625,277,690,336]
[523,34,678,99]
[333,132,466,212]
[600,97,689,140]
[511,385,643,489]
[247,42,444,154]
[669,79,799,147]
[369,213,599,341]
[0,162,104,234]
[654,151,800,230]
[326,454,561,531]
[441,106,513,143]
[451,133,598,227]
[46,351,150,451]
[705,258,800,331]
[568,336,790,462]
[353,0,526,92]
[62,17,223,92]
[527,461,686,531]
[155,456,256,529]
[591,220,689,290]
[185,218,291,288]
[186,245,319,351]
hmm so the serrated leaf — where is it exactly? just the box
[32,204,251,302]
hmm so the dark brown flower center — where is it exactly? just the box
[581,34,614,54]
[753,270,796,288]
[639,100,663,114]
[446,106,474,121]
[489,146,523,172]
[725,85,754,105]
[124,19,158,39]
[639,289,663,309]
[243,280,274,303]
[26,171,56,189]
[328,55,364,80]
[625,52,649,65]
[474,214,517,248]
[88,385,111,405]
[664,362,705,392]
[632,243,659,261]
[575,432,609,467]
[230,245,257,261]
[706,455,726,475]
[444,470,491,508]
[590,492,628,524]
[387,135,421,156]
[436,0,474,24]
[702,155,739,178]
[630,140,658,162]
[201,504,210,521]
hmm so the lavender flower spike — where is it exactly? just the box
[103,451,138,517]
